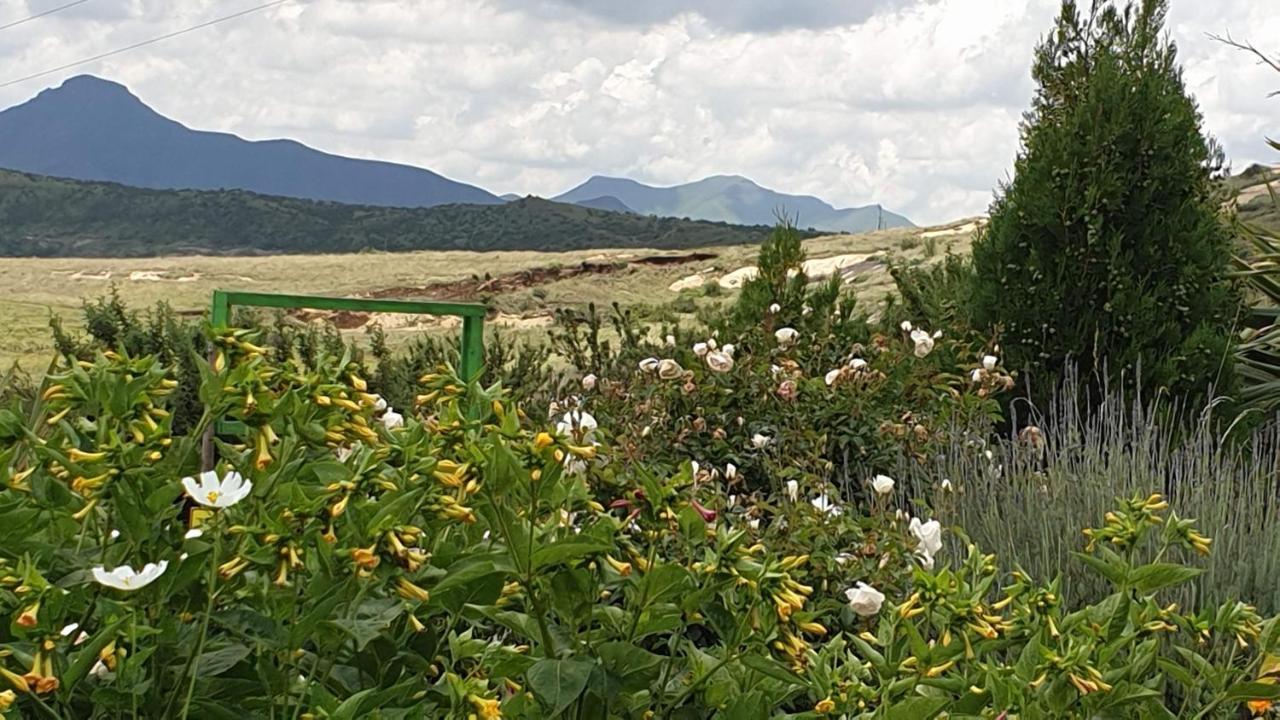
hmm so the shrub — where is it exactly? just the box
[969,0,1240,408]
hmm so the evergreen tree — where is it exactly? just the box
[970,0,1239,405]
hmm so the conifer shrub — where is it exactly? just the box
[969,0,1240,407]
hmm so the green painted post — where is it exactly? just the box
[210,290,231,329]
[460,315,484,382]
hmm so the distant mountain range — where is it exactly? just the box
[554,175,913,233]
[0,75,912,235]
[0,75,500,208]
[0,170,782,257]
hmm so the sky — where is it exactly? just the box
[0,0,1276,226]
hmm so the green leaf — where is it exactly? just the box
[1222,681,1280,702]
[531,539,613,571]
[885,696,947,720]
[739,654,805,687]
[195,643,251,677]
[1127,562,1202,593]
[526,658,595,717]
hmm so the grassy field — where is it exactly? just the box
[0,221,980,372]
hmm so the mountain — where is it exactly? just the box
[0,170,784,257]
[554,174,912,232]
[0,75,500,208]
[1232,163,1279,230]
[572,195,634,213]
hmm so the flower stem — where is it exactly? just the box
[178,523,220,720]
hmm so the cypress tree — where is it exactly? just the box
[970,0,1239,405]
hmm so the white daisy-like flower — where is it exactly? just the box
[92,561,168,591]
[181,470,252,509]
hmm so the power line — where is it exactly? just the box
[0,0,291,89]
[0,0,90,32]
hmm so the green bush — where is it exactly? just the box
[969,0,1240,408]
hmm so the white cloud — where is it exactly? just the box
[0,0,1275,225]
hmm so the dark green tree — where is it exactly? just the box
[970,0,1240,406]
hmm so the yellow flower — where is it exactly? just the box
[1248,699,1273,716]
[814,698,836,714]
[469,694,502,719]
[0,688,14,710]
[533,432,555,450]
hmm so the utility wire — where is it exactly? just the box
[0,0,90,32]
[0,0,291,89]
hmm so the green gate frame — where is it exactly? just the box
[210,290,487,380]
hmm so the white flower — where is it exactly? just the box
[89,659,112,680]
[774,327,799,347]
[900,320,913,332]
[641,425,652,437]
[845,582,886,617]
[871,474,895,495]
[849,358,868,371]
[639,357,661,373]
[581,373,597,391]
[784,479,799,501]
[657,358,683,380]
[834,552,855,566]
[693,342,709,357]
[810,494,842,516]
[706,337,718,350]
[92,561,168,591]
[769,303,781,314]
[725,463,737,481]
[970,368,984,383]
[690,460,701,477]
[109,529,120,540]
[747,517,760,530]
[983,355,998,371]
[556,409,598,442]
[802,305,812,316]
[381,409,405,430]
[824,368,842,386]
[705,350,735,373]
[910,329,935,358]
[769,364,783,378]
[910,517,943,568]
[181,470,252,509]
[60,622,80,638]
[371,395,388,413]
[184,528,204,540]
[751,433,771,449]
[940,478,953,492]
[721,343,735,357]
[335,445,354,463]
[665,334,676,347]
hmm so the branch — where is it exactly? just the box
[1210,32,1280,96]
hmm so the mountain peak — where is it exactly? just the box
[0,76,500,208]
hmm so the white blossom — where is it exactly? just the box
[639,357,661,373]
[92,561,168,591]
[181,470,252,509]
[871,474,895,495]
[581,373,597,391]
[657,358,684,380]
[381,408,405,430]
[751,433,771,449]
[910,329,935,358]
[845,582,885,617]
[705,350,735,373]
[693,342,709,357]
[774,327,799,347]
[784,479,799,502]
[983,355,998,371]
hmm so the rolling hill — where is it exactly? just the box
[554,174,913,233]
[0,75,500,208]
[0,170,782,257]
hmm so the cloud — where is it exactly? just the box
[0,0,1275,225]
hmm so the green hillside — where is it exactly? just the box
[1231,163,1279,230]
[0,170,781,257]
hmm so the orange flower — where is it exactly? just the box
[1248,699,1273,716]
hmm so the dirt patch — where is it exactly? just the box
[279,252,717,331]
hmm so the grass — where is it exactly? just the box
[0,223,976,372]
[898,373,1280,614]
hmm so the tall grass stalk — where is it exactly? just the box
[898,372,1280,612]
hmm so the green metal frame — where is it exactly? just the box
[210,290,487,380]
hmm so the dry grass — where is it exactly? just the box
[0,221,979,371]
